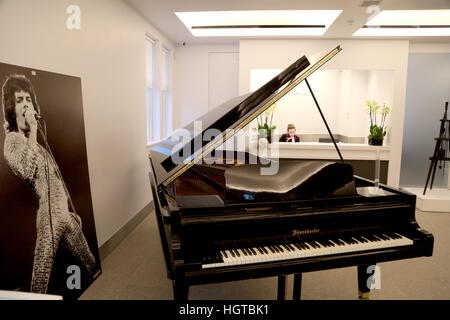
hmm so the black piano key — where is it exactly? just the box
[384,232,398,239]
[244,244,253,255]
[274,244,282,253]
[260,245,269,254]
[324,239,335,247]
[315,239,326,246]
[348,236,359,244]
[327,239,338,246]
[309,238,321,248]
[330,239,341,246]
[360,235,371,243]
[377,234,389,241]
[300,241,310,250]
[266,241,276,252]
[364,234,378,242]
[292,241,303,250]
[274,241,284,252]
[294,240,307,250]
[314,241,324,248]
[351,238,360,244]
[286,238,297,251]
[255,246,264,254]
[279,238,292,251]
[276,239,287,250]
[308,241,320,249]
[354,235,367,243]
[229,243,240,257]
[288,237,301,248]
[300,237,313,247]
[371,234,383,240]
[340,237,353,245]
[241,247,249,256]
[285,241,296,251]
[381,233,394,240]
[369,234,381,242]
[222,250,228,258]
[317,240,328,248]
[275,240,286,252]
[249,241,262,255]
[317,240,330,247]
[303,241,315,249]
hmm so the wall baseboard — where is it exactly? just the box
[98,201,154,261]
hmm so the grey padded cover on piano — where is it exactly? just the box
[224,160,357,202]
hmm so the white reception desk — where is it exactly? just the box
[264,142,390,161]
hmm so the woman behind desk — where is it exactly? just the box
[280,123,300,142]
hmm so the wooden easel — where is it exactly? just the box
[423,102,450,195]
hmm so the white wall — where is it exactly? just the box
[249,68,393,140]
[409,43,450,54]
[240,40,409,188]
[208,52,239,111]
[337,70,368,138]
[173,44,239,130]
[0,0,174,246]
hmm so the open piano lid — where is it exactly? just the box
[149,46,342,191]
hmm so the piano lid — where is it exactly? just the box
[149,45,342,190]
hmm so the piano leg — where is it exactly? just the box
[357,264,374,300]
[277,275,287,300]
[173,277,189,301]
[293,273,302,300]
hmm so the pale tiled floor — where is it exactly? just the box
[80,209,450,300]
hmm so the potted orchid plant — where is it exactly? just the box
[366,100,390,146]
[257,104,277,143]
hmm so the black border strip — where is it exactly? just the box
[363,25,450,28]
[192,24,326,29]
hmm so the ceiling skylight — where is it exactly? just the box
[175,10,343,37]
[353,10,450,37]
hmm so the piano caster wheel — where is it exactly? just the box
[358,290,370,300]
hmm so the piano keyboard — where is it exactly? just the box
[202,231,413,269]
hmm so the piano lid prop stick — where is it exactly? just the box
[305,79,344,162]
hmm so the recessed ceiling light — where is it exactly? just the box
[353,10,450,36]
[175,10,343,37]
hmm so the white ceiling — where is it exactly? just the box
[125,0,450,44]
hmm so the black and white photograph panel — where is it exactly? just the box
[0,62,101,299]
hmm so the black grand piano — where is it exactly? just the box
[148,46,433,300]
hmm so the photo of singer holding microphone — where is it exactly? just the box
[1,74,97,294]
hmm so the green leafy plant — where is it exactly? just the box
[366,100,390,141]
[257,104,277,141]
